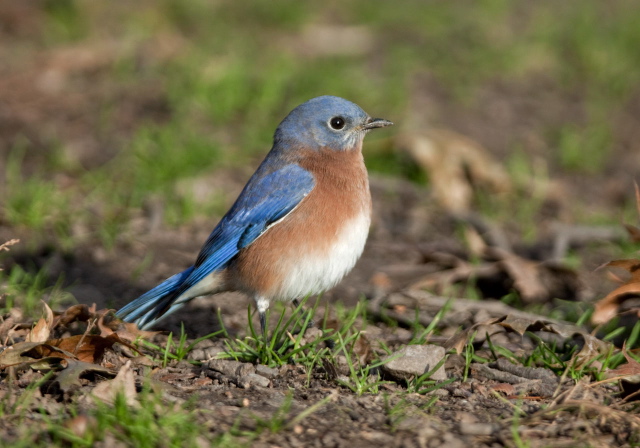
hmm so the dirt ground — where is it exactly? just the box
[2,2,640,447]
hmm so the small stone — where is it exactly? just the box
[188,346,225,361]
[456,411,478,424]
[458,422,496,436]
[333,355,351,375]
[255,364,279,379]
[238,373,270,388]
[381,345,446,381]
[336,375,350,384]
[208,359,255,378]
[432,388,449,398]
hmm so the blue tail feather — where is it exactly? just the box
[116,266,195,329]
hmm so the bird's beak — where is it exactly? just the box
[362,117,394,130]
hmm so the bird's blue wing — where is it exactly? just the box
[117,164,314,328]
[180,163,315,292]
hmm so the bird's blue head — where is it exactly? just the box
[274,96,393,151]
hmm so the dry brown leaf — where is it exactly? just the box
[56,360,115,393]
[352,333,372,365]
[54,304,93,328]
[622,183,640,242]
[397,130,511,213]
[593,259,640,325]
[445,314,611,364]
[0,341,74,369]
[91,360,139,407]
[607,344,640,382]
[464,225,488,257]
[443,316,504,353]
[624,224,640,243]
[603,343,640,400]
[96,311,159,341]
[496,314,554,335]
[409,246,579,304]
[0,316,16,344]
[599,259,640,281]
[45,333,137,363]
[490,247,580,304]
[491,383,516,395]
[25,301,54,343]
[496,252,548,303]
[115,322,161,342]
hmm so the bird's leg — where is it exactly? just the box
[255,296,270,339]
[259,312,267,338]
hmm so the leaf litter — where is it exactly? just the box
[3,176,640,446]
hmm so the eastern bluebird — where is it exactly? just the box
[116,96,393,334]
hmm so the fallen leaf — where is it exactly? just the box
[606,343,640,377]
[445,314,611,365]
[495,251,548,303]
[626,182,640,242]
[25,301,54,343]
[46,333,138,363]
[624,224,640,243]
[593,259,640,325]
[408,246,580,304]
[0,341,73,369]
[491,383,516,395]
[54,304,93,328]
[98,311,159,341]
[352,333,372,365]
[91,360,138,407]
[115,322,161,342]
[56,359,115,393]
[0,316,16,343]
[604,343,640,400]
[397,130,511,213]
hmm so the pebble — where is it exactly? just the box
[188,346,225,361]
[381,345,447,381]
[255,364,279,379]
[458,422,496,436]
[208,359,255,377]
[237,373,270,388]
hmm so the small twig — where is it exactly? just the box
[551,224,626,260]
[73,317,96,356]
[0,239,20,252]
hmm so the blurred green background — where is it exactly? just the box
[1,0,639,257]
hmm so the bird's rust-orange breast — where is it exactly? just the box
[229,146,372,300]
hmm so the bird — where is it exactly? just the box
[116,95,393,334]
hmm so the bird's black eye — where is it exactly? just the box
[329,116,346,130]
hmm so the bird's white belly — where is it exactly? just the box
[273,211,370,301]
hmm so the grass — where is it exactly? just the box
[409,299,452,344]
[0,264,75,318]
[136,323,224,367]
[3,1,640,445]
[3,385,212,447]
[219,298,330,367]
[4,0,640,249]
[333,331,394,396]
